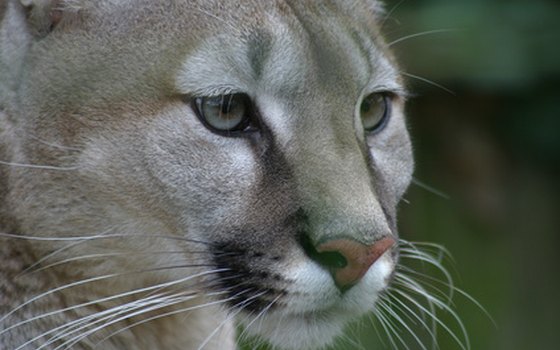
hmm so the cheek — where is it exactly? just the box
[373,136,413,199]
[140,108,260,216]
[367,108,414,201]
[75,104,259,223]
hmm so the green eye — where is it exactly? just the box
[193,93,256,135]
[360,93,392,134]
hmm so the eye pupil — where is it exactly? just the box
[192,93,256,135]
[221,95,234,113]
[360,100,371,113]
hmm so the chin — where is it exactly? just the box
[239,309,352,350]
[238,255,394,350]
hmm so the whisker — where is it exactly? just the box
[95,285,251,348]
[30,293,182,350]
[402,72,456,96]
[379,0,406,31]
[197,284,267,350]
[381,293,422,329]
[393,273,439,340]
[48,281,244,350]
[388,29,459,47]
[5,230,225,277]
[15,292,184,350]
[27,134,83,151]
[47,292,199,350]
[378,297,428,350]
[398,267,496,329]
[396,267,454,304]
[399,240,455,261]
[0,159,80,171]
[398,253,452,281]
[385,291,441,350]
[375,301,409,350]
[374,299,400,349]
[237,293,281,343]
[391,287,469,350]
[410,178,451,200]
[0,231,115,242]
[335,331,367,350]
[0,232,217,246]
[398,243,455,288]
[24,250,202,275]
[15,227,120,277]
[0,267,229,328]
[191,7,240,33]
[369,311,389,349]
[95,294,234,348]
[196,289,268,350]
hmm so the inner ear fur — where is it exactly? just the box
[19,0,64,37]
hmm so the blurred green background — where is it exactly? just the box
[380,0,560,349]
[241,1,560,349]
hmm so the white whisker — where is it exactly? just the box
[0,231,114,242]
[379,0,406,31]
[26,250,195,275]
[237,293,281,343]
[384,293,440,350]
[375,301,409,350]
[0,232,216,246]
[48,292,198,350]
[27,134,83,151]
[29,293,184,350]
[0,159,80,171]
[402,72,456,96]
[397,267,454,304]
[399,268,496,329]
[369,311,389,349]
[399,240,455,262]
[391,287,469,350]
[16,227,119,277]
[196,290,267,350]
[388,29,459,47]
[16,292,179,350]
[410,178,452,200]
[378,297,428,350]
[95,291,234,347]
[0,268,229,331]
[398,243,455,295]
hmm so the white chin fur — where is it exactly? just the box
[240,254,394,350]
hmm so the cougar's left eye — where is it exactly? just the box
[360,92,392,134]
[192,93,257,135]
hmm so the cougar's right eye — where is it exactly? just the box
[192,93,257,135]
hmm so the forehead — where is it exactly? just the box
[171,0,400,98]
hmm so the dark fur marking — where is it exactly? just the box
[246,30,273,81]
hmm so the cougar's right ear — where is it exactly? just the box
[19,0,64,37]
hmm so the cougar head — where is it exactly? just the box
[1,0,413,349]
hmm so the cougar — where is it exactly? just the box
[0,0,423,349]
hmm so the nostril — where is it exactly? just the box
[299,233,347,268]
[315,250,348,269]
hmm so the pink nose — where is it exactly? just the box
[316,236,395,289]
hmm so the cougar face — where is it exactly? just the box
[0,1,413,349]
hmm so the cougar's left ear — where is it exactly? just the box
[19,0,65,37]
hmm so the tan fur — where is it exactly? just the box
[0,1,413,349]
